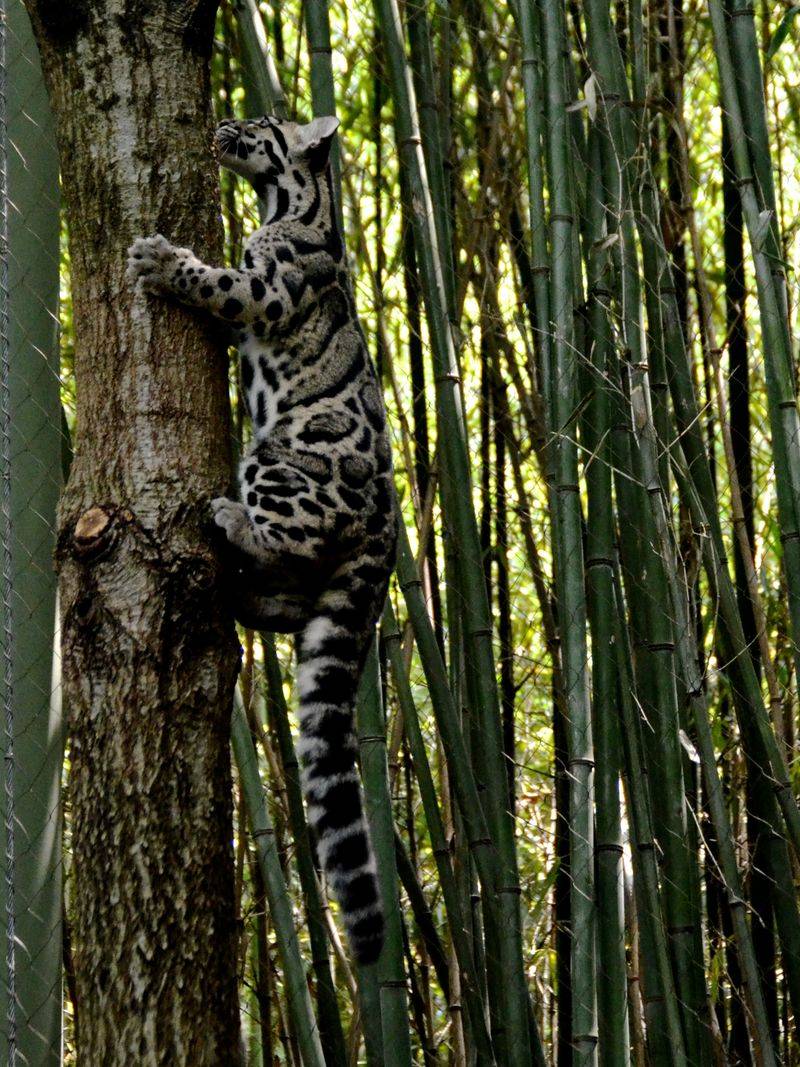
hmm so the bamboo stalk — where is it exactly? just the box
[356,641,413,1066]
[540,3,596,1061]
[665,22,785,740]
[232,691,326,1067]
[393,830,449,999]
[261,638,348,1066]
[628,405,778,1063]
[572,20,800,1051]
[610,574,688,1067]
[708,0,800,693]
[581,124,628,1067]
[382,600,496,1064]
[514,0,551,389]
[247,845,275,1066]
[233,0,289,119]
[303,0,343,227]
[372,2,538,1060]
[669,450,800,1026]
[406,0,456,323]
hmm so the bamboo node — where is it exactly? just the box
[309,46,333,54]
[585,555,614,569]
[435,372,461,384]
[399,577,424,591]
[569,758,594,769]
[468,836,493,849]
[550,212,574,224]
[731,5,755,15]
[467,626,493,638]
[530,265,550,276]
[359,734,386,745]
[780,530,800,545]
[497,885,522,896]
[380,979,407,989]
[252,827,275,839]
[399,135,422,149]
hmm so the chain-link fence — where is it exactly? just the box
[0,1,63,1063]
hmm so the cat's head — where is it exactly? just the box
[215,115,339,205]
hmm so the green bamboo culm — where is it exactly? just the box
[233,0,289,120]
[590,0,794,886]
[260,637,348,1066]
[610,572,688,1067]
[580,123,628,1067]
[539,2,597,1061]
[303,0,344,231]
[576,5,800,1046]
[582,5,711,1057]
[356,640,413,1066]
[371,0,540,1061]
[231,691,327,1067]
[661,466,777,1066]
[405,0,456,324]
[708,0,800,700]
[381,601,496,1065]
[513,0,551,392]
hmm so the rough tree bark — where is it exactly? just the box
[22,2,241,1062]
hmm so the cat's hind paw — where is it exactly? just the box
[211,496,254,551]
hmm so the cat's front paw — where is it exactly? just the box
[211,496,253,551]
[126,234,179,294]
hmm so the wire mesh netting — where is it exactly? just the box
[0,1,63,1064]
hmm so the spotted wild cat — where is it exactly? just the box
[126,114,397,965]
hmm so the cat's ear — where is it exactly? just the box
[300,116,339,171]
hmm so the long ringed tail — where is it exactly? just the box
[296,568,384,965]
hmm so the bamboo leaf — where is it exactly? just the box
[766,5,800,61]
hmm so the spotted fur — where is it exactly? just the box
[126,115,397,966]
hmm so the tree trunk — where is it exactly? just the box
[22,3,241,1062]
